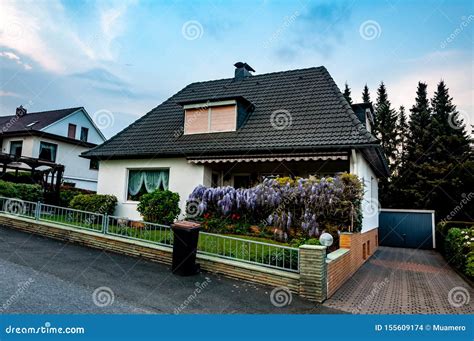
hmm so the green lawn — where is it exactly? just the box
[39,213,103,231]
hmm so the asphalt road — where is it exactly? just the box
[0,226,341,314]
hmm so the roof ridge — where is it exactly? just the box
[189,66,325,86]
[320,67,377,144]
[0,106,83,118]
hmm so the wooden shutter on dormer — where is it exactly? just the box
[210,105,236,132]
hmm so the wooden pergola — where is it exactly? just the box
[0,153,64,203]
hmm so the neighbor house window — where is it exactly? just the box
[39,142,57,162]
[68,124,76,139]
[80,127,89,142]
[184,101,237,134]
[89,159,99,170]
[9,141,23,157]
[127,169,169,200]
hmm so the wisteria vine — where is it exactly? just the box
[187,174,364,237]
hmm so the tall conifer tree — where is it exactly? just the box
[362,84,371,103]
[343,83,353,104]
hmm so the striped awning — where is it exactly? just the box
[187,152,348,164]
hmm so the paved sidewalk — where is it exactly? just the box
[0,226,341,314]
[324,246,473,314]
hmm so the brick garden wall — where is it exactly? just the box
[2,213,372,303]
[326,228,379,298]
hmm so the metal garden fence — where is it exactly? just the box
[0,196,299,272]
[198,232,300,272]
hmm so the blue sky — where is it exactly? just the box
[0,0,472,138]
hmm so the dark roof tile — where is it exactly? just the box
[84,67,379,158]
[0,107,82,133]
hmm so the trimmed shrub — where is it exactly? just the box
[0,171,36,184]
[436,221,474,252]
[137,190,180,225]
[0,180,43,202]
[444,228,464,268]
[0,180,17,198]
[70,194,117,215]
[59,187,94,207]
[444,227,474,279]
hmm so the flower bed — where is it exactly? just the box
[186,174,363,247]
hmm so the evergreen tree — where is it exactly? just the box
[406,82,432,164]
[393,82,433,208]
[343,83,352,104]
[373,82,399,207]
[426,81,473,219]
[362,84,371,103]
[430,80,470,162]
[386,106,410,207]
[391,81,473,220]
[374,82,398,169]
[396,106,409,170]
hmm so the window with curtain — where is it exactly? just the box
[127,169,169,200]
[39,142,57,162]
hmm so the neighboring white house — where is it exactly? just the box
[84,63,389,233]
[0,106,106,191]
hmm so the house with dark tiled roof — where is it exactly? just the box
[0,106,106,190]
[83,63,388,231]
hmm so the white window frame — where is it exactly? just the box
[124,167,170,203]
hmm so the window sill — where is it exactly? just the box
[123,200,139,205]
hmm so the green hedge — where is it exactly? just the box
[436,221,474,252]
[0,180,43,202]
[59,187,95,207]
[444,227,474,279]
[137,190,180,225]
[0,171,36,184]
[69,194,117,215]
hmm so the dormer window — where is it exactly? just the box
[181,97,254,135]
[184,100,237,135]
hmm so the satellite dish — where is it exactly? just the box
[319,233,334,247]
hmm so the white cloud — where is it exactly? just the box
[0,50,32,70]
[0,1,134,74]
[0,51,20,61]
[0,90,20,97]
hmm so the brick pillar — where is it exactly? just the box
[298,245,327,303]
[339,232,353,248]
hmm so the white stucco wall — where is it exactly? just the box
[350,149,379,232]
[1,136,98,191]
[1,136,35,156]
[96,158,207,220]
[41,109,105,145]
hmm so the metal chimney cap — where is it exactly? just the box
[234,62,255,73]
